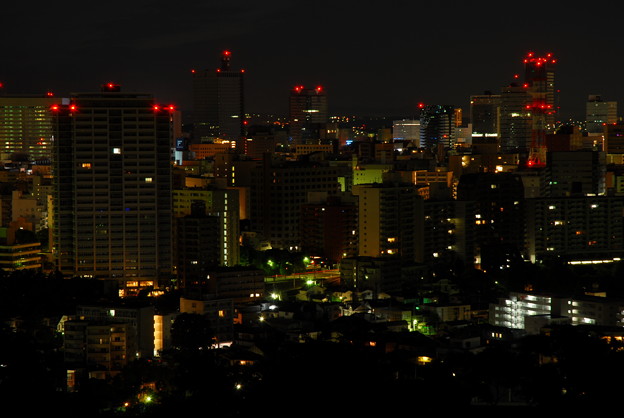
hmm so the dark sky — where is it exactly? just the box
[2,1,621,120]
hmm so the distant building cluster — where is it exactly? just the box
[3,50,624,389]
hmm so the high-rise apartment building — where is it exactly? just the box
[525,196,623,264]
[51,84,173,294]
[0,94,57,161]
[456,172,526,269]
[300,193,358,264]
[172,187,240,269]
[192,50,245,143]
[351,183,423,263]
[289,85,328,144]
[250,153,341,250]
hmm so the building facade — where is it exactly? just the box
[586,95,617,134]
[289,85,328,144]
[51,84,173,294]
[419,104,456,150]
[192,50,245,143]
[0,94,57,161]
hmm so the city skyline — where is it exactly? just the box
[2,2,623,120]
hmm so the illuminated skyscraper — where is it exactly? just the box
[192,50,245,143]
[289,85,328,144]
[419,104,456,150]
[0,94,57,161]
[51,83,173,294]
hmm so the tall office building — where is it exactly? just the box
[0,94,57,161]
[289,85,328,144]
[499,82,532,154]
[192,50,245,143]
[419,104,456,150]
[470,92,500,142]
[586,95,617,134]
[51,84,173,294]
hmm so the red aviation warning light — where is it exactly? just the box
[46,91,54,97]
[153,104,177,112]
[102,82,120,92]
[50,104,60,111]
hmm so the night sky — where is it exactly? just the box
[2,1,622,120]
